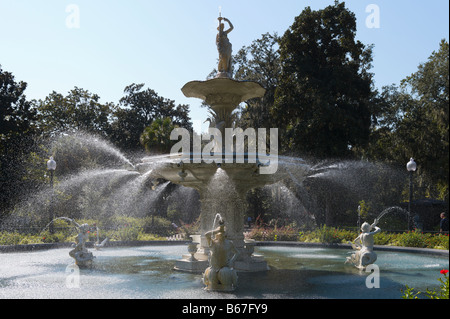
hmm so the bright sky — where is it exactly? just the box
[1,0,448,132]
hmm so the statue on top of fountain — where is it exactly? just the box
[69,223,95,268]
[203,217,239,291]
[346,219,381,269]
[216,16,234,78]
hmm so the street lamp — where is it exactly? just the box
[406,158,417,230]
[47,156,56,187]
[47,156,56,233]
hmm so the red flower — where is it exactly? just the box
[440,269,449,275]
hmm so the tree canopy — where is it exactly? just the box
[110,83,191,152]
[272,2,374,158]
[361,39,449,200]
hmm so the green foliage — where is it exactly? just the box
[358,200,370,220]
[402,270,449,299]
[36,87,114,138]
[140,117,177,153]
[398,230,428,248]
[273,2,374,158]
[233,32,281,130]
[362,40,449,201]
[396,231,449,250]
[316,225,356,244]
[0,216,179,245]
[401,286,421,299]
[114,223,142,241]
[0,65,40,217]
[247,224,449,250]
[113,83,192,152]
[247,224,299,241]
[0,232,23,245]
[373,232,397,246]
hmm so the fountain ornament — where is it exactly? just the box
[346,218,381,269]
[43,217,98,267]
[68,222,95,268]
[203,215,239,291]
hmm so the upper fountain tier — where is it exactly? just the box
[182,77,265,116]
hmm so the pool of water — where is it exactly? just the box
[0,245,447,299]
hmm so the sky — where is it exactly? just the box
[1,0,449,133]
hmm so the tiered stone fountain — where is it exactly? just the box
[137,16,309,273]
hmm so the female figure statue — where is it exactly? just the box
[216,17,234,77]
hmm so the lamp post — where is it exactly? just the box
[47,156,56,233]
[406,158,417,231]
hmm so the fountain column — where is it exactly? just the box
[164,15,273,272]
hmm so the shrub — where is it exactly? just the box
[398,230,427,248]
[273,226,299,241]
[313,226,357,244]
[114,224,142,241]
[374,232,398,246]
[0,232,22,245]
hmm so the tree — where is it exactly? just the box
[36,87,114,138]
[273,2,375,158]
[0,65,39,217]
[110,83,191,152]
[140,117,177,154]
[362,40,449,201]
[0,65,37,143]
[233,32,281,130]
[401,39,448,199]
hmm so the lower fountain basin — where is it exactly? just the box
[0,244,447,299]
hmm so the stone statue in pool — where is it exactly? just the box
[69,223,95,268]
[202,218,239,291]
[346,219,381,269]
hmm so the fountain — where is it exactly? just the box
[2,14,448,301]
[138,15,310,273]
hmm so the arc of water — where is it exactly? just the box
[376,206,411,221]
[376,206,416,229]
[42,217,81,233]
